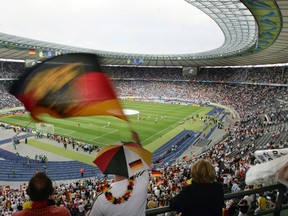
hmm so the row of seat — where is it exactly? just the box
[152,130,193,160]
[0,147,99,181]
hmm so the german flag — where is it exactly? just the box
[151,170,162,177]
[9,53,128,122]
[129,159,143,171]
[28,49,36,54]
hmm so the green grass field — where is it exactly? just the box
[0,100,212,151]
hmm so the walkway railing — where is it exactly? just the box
[146,184,288,216]
[3,169,99,181]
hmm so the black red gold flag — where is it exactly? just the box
[151,170,163,177]
[28,49,36,54]
[9,53,128,122]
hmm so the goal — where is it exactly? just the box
[35,123,55,135]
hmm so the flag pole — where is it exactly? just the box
[128,122,141,146]
[24,120,33,128]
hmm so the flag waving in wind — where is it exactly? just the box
[9,53,128,122]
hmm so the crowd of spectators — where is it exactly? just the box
[103,65,185,80]
[2,77,285,119]
[0,82,22,109]
[0,65,288,215]
[192,67,239,82]
[103,65,288,84]
[0,144,285,216]
[0,117,286,215]
[0,62,24,79]
[0,177,97,215]
[46,133,99,153]
[196,67,288,84]
[1,61,288,84]
[116,80,287,118]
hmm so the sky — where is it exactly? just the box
[0,0,224,55]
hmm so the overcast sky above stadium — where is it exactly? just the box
[0,0,224,55]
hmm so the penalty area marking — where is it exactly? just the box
[62,130,76,136]
[88,129,119,141]
[55,127,76,136]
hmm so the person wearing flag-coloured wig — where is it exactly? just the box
[89,170,149,216]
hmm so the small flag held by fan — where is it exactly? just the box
[28,49,36,54]
[151,170,163,177]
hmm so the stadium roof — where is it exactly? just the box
[0,0,287,67]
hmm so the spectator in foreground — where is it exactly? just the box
[237,199,249,216]
[89,134,149,216]
[254,193,268,215]
[169,159,224,216]
[89,170,149,216]
[12,173,71,216]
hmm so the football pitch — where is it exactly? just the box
[0,100,212,151]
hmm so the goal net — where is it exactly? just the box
[35,123,55,135]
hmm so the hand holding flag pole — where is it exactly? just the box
[131,129,141,147]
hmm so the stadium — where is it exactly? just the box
[0,0,287,215]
